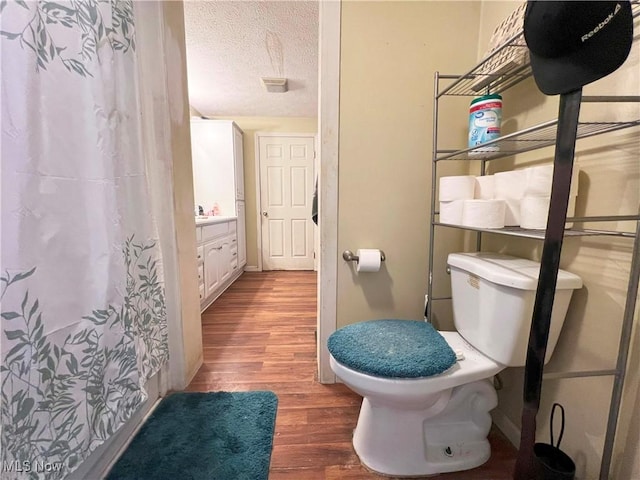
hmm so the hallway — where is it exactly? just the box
[187,271,517,479]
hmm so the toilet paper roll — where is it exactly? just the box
[525,165,554,196]
[524,164,580,197]
[503,198,521,226]
[439,200,465,225]
[439,176,476,202]
[494,170,527,200]
[474,175,495,199]
[356,249,382,273]
[520,196,550,229]
[461,199,506,228]
[520,195,578,230]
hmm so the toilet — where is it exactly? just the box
[328,252,582,476]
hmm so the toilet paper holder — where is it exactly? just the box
[342,249,386,263]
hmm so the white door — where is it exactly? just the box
[259,135,315,270]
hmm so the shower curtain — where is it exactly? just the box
[1,1,170,477]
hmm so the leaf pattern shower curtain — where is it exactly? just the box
[1,1,169,477]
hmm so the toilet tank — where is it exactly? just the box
[447,252,582,367]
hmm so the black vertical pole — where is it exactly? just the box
[513,88,582,479]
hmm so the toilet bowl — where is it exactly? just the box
[328,252,582,477]
[330,331,503,475]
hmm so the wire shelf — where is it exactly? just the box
[437,2,640,98]
[433,223,637,240]
[437,32,531,97]
[435,119,640,161]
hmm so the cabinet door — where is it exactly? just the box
[236,201,247,267]
[218,239,232,285]
[233,125,245,201]
[203,241,221,298]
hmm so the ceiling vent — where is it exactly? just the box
[261,77,288,93]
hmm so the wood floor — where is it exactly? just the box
[187,271,518,479]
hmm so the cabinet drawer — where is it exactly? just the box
[195,227,202,243]
[196,246,204,264]
[231,258,238,272]
[202,222,228,241]
[197,264,204,285]
[198,284,205,301]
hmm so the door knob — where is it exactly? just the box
[262,211,268,217]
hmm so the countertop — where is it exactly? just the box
[195,216,237,226]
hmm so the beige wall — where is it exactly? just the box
[205,116,318,268]
[163,2,203,387]
[337,1,480,328]
[476,3,640,478]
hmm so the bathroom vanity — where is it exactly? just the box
[191,118,247,313]
[195,216,246,312]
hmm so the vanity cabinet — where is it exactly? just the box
[196,218,243,312]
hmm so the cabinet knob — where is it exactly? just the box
[262,211,268,217]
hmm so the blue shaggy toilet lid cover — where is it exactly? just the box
[328,319,457,378]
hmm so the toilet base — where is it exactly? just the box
[352,379,498,477]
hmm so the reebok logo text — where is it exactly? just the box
[581,3,621,42]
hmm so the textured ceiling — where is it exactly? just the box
[183,1,319,118]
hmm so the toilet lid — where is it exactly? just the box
[327,319,457,378]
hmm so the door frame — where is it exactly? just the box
[254,132,318,272]
[317,0,340,383]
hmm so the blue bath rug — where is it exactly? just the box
[107,391,278,480]
[328,319,457,378]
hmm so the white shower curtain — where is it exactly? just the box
[1,1,169,477]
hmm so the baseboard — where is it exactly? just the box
[492,408,520,448]
[243,265,259,272]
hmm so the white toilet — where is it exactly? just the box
[328,252,582,477]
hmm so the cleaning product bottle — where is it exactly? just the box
[468,93,502,155]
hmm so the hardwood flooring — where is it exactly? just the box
[187,271,518,479]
